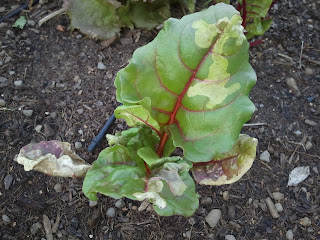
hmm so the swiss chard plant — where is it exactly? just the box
[214,0,277,40]
[82,3,258,217]
[66,0,196,40]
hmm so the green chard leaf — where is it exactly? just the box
[66,0,197,40]
[82,144,146,201]
[135,148,199,217]
[128,0,171,30]
[192,134,257,185]
[84,127,156,200]
[83,128,199,217]
[237,0,273,39]
[66,0,125,40]
[171,0,196,13]
[115,3,257,163]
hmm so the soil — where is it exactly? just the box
[0,0,319,240]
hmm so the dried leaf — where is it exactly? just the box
[17,141,91,177]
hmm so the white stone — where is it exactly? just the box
[305,67,313,75]
[35,125,42,133]
[30,222,42,235]
[0,99,6,106]
[205,209,221,228]
[75,142,82,149]
[275,203,283,212]
[54,183,62,193]
[201,196,212,204]
[272,192,284,201]
[106,207,116,218]
[286,229,293,240]
[22,109,33,117]
[2,214,10,223]
[115,199,125,209]
[305,141,312,150]
[260,150,270,162]
[305,119,317,127]
[97,62,107,70]
[14,80,23,86]
[294,130,302,136]
[89,200,98,207]
[76,108,84,114]
[223,191,229,201]
[300,217,312,226]
[225,235,236,240]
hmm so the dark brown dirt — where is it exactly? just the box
[0,1,319,240]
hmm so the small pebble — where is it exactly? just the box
[275,203,283,212]
[300,217,312,226]
[76,34,82,39]
[301,187,307,193]
[286,78,300,95]
[5,56,11,63]
[50,112,57,119]
[205,209,221,228]
[95,101,103,107]
[74,142,82,149]
[307,96,315,102]
[272,192,284,201]
[115,199,125,209]
[225,235,236,240]
[312,166,319,174]
[4,174,13,190]
[53,183,62,193]
[200,196,212,204]
[132,205,137,210]
[184,231,191,238]
[106,73,113,79]
[117,123,124,129]
[305,119,317,127]
[305,141,312,150]
[223,191,229,201]
[35,125,42,133]
[305,67,313,75]
[307,227,314,233]
[97,62,107,70]
[0,76,8,88]
[2,214,10,223]
[56,231,63,238]
[30,222,42,235]
[260,150,270,162]
[106,207,116,218]
[0,99,6,106]
[286,229,294,240]
[89,200,98,207]
[293,130,302,136]
[229,221,241,231]
[27,20,36,26]
[22,109,33,117]
[14,80,23,87]
[76,108,84,114]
